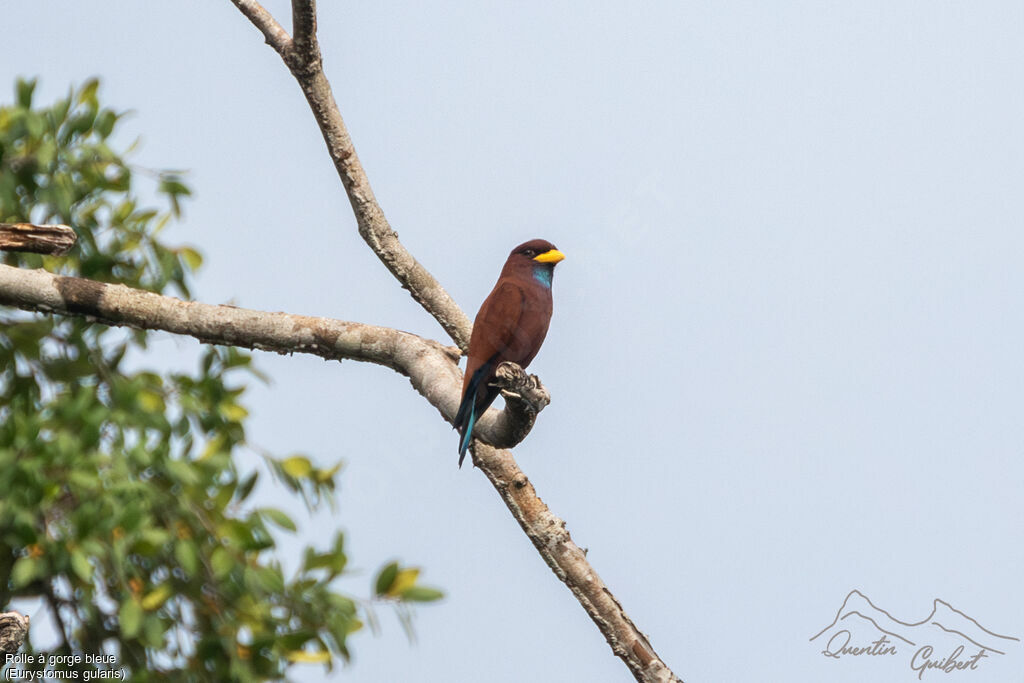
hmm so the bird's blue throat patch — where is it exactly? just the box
[533,265,553,288]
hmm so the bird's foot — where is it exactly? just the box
[469,363,550,451]
[477,363,551,449]
[492,362,551,413]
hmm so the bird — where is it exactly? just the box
[454,239,565,466]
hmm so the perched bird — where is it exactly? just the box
[454,239,565,466]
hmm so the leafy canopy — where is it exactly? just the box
[0,79,440,681]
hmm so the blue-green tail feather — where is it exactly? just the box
[458,404,477,467]
[455,357,498,467]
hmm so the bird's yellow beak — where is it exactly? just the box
[533,249,565,264]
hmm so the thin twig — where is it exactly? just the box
[42,582,71,653]
[229,0,291,53]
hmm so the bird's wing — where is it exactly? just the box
[474,280,528,360]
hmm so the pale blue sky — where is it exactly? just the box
[4,2,1024,681]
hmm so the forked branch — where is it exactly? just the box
[242,2,683,680]
[229,0,471,350]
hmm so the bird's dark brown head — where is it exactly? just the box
[509,239,565,265]
[504,239,565,288]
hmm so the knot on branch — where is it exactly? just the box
[480,362,551,450]
[0,611,29,656]
[431,341,462,363]
[285,47,323,79]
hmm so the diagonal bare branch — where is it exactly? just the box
[473,443,682,683]
[232,1,472,351]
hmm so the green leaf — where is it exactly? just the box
[50,93,71,124]
[400,586,445,603]
[211,546,234,579]
[374,562,398,597]
[158,175,192,217]
[178,246,203,271]
[141,583,173,611]
[260,507,297,532]
[70,550,93,582]
[16,78,37,109]
[286,649,331,664]
[119,599,143,639]
[10,556,41,588]
[243,565,284,594]
[219,402,248,422]
[301,549,322,572]
[236,471,258,502]
[142,614,165,649]
[77,78,100,106]
[279,631,317,651]
[157,177,191,197]
[328,540,348,575]
[137,388,165,413]
[281,455,313,478]
[66,111,95,138]
[95,109,117,138]
[174,539,199,575]
[165,459,200,486]
[386,568,419,597]
[316,461,343,484]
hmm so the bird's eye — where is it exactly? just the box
[524,249,535,257]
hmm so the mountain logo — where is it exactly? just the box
[810,589,1019,679]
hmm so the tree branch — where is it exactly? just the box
[488,362,551,449]
[0,263,456,413]
[0,611,29,656]
[290,0,318,64]
[42,581,71,653]
[229,0,290,53]
[0,264,529,450]
[0,223,77,255]
[233,0,472,351]
[473,443,681,683]
[228,3,683,681]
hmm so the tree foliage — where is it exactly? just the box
[0,79,439,681]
